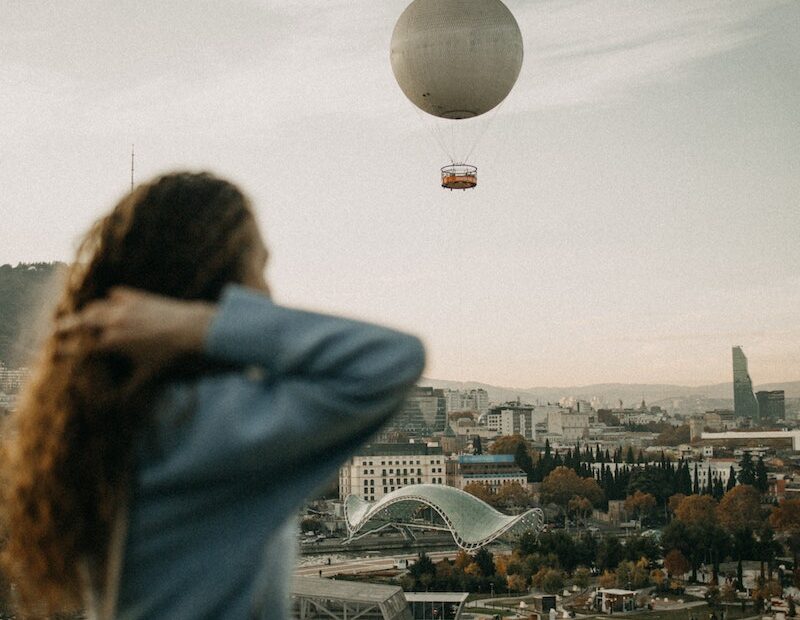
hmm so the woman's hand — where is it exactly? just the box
[55,287,217,369]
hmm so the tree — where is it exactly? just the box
[598,570,616,589]
[574,567,590,589]
[668,493,686,516]
[541,466,603,529]
[473,547,496,577]
[739,452,756,486]
[533,568,564,594]
[514,440,534,477]
[496,482,533,512]
[673,495,722,582]
[770,499,800,585]
[655,424,690,446]
[664,549,690,578]
[625,491,657,527]
[568,496,593,526]
[596,536,624,571]
[490,434,527,455]
[755,456,768,493]
[616,559,650,589]
[409,552,436,589]
[464,482,495,506]
[718,485,763,589]
[472,435,483,455]
[727,466,737,491]
[718,485,763,534]
[675,494,718,527]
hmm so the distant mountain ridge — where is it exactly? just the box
[2,263,797,403]
[420,377,800,406]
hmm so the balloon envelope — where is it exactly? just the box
[390,0,523,120]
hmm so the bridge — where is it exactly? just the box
[701,430,800,450]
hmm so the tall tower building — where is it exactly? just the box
[732,346,759,419]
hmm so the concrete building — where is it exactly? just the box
[756,390,785,421]
[732,346,759,419]
[444,388,489,417]
[485,401,538,439]
[704,409,737,431]
[338,443,447,502]
[547,410,590,441]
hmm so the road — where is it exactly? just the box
[294,549,460,577]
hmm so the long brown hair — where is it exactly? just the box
[0,171,257,615]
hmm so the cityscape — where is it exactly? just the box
[2,343,800,619]
[2,0,798,619]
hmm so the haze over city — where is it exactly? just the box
[2,0,798,387]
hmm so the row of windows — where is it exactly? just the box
[360,466,444,476]
[356,458,443,466]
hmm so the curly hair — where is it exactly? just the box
[0,171,257,615]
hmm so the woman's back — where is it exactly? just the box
[116,286,425,619]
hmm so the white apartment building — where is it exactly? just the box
[339,444,448,502]
[485,402,554,440]
[445,388,489,416]
[548,410,590,441]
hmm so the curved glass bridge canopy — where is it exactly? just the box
[344,484,544,550]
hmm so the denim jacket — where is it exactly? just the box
[111,285,425,619]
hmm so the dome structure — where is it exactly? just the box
[390,0,524,120]
[344,484,544,550]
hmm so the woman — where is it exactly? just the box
[1,172,425,619]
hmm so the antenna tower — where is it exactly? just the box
[130,144,135,190]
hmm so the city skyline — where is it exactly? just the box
[2,1,798,386]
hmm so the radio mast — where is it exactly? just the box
[130,144,135,190]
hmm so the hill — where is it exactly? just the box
[421,377,800,408]
[0,263,66,366]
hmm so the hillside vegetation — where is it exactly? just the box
[0,263,65,366]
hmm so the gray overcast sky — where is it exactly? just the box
[2,0,798,387]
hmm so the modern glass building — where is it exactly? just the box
[732,346,759,419]
[756,390,785,421]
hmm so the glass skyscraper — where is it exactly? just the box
[732,346,759,419]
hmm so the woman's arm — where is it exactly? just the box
[58,285,426,479]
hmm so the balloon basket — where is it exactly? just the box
[441,164,477,190]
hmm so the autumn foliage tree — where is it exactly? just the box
[770,498,800,585]
[718,485,764,589]
[542,466,603,529]
[625,490,657,527]
[664,549,690,578]
[463,482,495,506]
[670,494,723,582]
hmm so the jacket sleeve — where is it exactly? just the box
[193,285,425,478]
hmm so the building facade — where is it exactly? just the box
[451,454,528,491]
[756,390,785,421]
[547,410,590,441]
[338,443,447,502]
[732,346,759,419]
[389,387,447,434]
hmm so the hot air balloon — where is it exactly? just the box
[390,0,523,190]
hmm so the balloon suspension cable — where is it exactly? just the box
[462,97,507,165]
[412,105,454,164]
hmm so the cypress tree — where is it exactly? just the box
[726,466,737,491]
[738,452,756,486]
[755,456,768,493]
